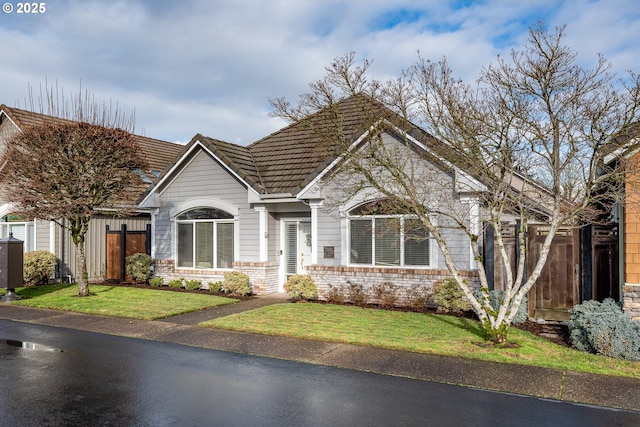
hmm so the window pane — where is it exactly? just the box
[216,222,234,269]
[177,208,233,220]
[177,223,194,267]
[404,219,429,266]
[8,224,25,241]
[350,219,372,264]
[195,222,214,268]
[375,218,400,266]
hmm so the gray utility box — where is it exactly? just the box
[0,234,23,302]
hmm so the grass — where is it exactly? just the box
[5,283,238,320]
[201,302,640,379]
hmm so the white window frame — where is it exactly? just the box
[0,219,35,252]
[347,214,432,268]
[175,209,235,270]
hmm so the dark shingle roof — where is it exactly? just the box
[0,104,184,185]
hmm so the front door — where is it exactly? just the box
[282,220,312,281]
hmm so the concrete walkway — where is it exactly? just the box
[1,295,639,412]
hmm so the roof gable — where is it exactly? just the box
[0,104,184,186]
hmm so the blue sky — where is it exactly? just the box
[1,0,639,144]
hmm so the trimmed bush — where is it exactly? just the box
[569,298,640,361]
[208,281,223,293]
[184,279,202,291]
[373,282,398,308]
[404,284,432,311]
[223,271,251,296]
[168,278,184,289]
[125,253,152,283]
[433,278,470,314]
[285,274,318,300]
[23,251,56,286]
[148,277,164,287]
[326,284,345,304]
[472,289,528,324]
[347,282,366,305]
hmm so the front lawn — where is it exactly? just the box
[201,302,640,379]
[5,284,238,320]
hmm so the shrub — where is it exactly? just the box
[326,284,345,304]
[208,281,223,293]
[404,284,432,311]
[472,289,528,325]
[184,279,202,291]
[569,298,640,361]
[223,271,251,296]
[168,278,184,289]
[125,253,152,283]
[373,282,398,308]
[148,277,164,287]
[285,274,318,300]
[347,282,366,305]
[23,251,56,286]
[433,278,470,314]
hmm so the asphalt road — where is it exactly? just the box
[1,319,639,426]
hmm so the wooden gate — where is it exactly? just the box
[528,226,580,321]
[106,224,150,281]
[581,224,619,302]
[484,223,619,321]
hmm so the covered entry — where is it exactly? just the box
[281,220,312,284]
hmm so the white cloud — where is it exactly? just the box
[1,0,638,144]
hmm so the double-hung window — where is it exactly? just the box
[176,208,235,269]
[0,214,35,252]
[349,202,430,267]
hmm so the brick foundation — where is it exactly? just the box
[307,265,480,306]
[152,259,280,295]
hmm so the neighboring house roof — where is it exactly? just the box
[0,104,185,187]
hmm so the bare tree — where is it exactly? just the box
[0,87,147,296]
[271,24,640,343]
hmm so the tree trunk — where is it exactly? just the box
[70,216,91,297]
[75,235,89,296]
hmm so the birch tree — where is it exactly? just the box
[0,88,146,297]
[271,24,640,343]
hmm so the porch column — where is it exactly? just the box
[461,196,480,269]
[150,209,158,259]
[255,205,269,262]
[309,200,323,265]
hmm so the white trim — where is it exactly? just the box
[140,139,259,207]
[49,221,56,254]
[255,205,269,262]
[169,198,239,218]
[309,200,323,264]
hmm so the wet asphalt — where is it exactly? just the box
[0,294,639,413]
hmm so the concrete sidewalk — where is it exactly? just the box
[1,295,639,412]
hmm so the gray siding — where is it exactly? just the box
[155,149,258,262]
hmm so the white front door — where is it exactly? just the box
[282,220,312,282]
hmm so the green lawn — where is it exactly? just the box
[201,302,640,379]
[5,284,238,320]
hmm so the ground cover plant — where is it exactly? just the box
[201,303,640,379]
[7,283,238,320]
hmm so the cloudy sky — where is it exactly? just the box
[2,0,639,145]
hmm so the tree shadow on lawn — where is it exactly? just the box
[428,312,487,341]
[13,283,76,300]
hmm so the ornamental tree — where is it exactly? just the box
[0,91,146,296]
[271,24,640,343]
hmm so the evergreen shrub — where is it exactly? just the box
[23,250,56,286]
[433,278,470,314]
[285,274,318,300]
[223,271,251,296]
[569,298,640,361]
[125,253,152,283]
[473,289,528,324]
